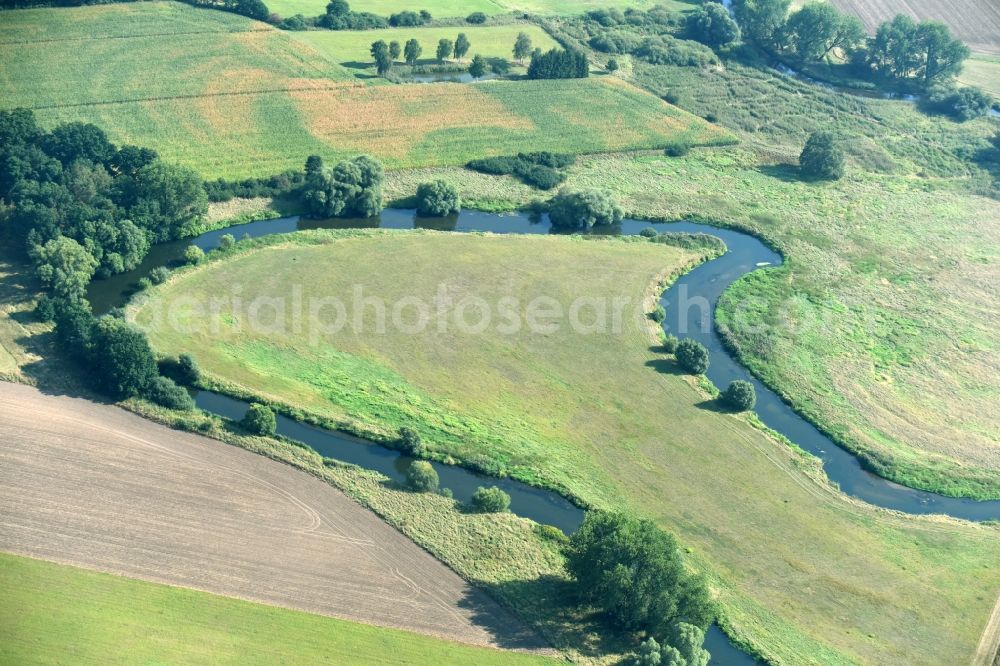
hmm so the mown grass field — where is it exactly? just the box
[1,3,728,179]
[291,23,558,75]
[0,552,557,665]
[132,230,1000,666]
[959,55,1000,98]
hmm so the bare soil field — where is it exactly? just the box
[0,382,547,653]
[829,0,1000,55]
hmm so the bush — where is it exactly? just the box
[278,13,309,30]
[90,317,158,398]
[415,180,461,216]
[662,333,680,353]
[136,277,152,291]
[548,188,623,230]
[607,58,620,72]
[177,353,200,385]
[518,164,565,190]
[406,460,439,492]
[664,141,692,157]
[650,304,666,323]
[242,403,276,436]
[183,245,205,265]
[676,338,709,374]
[465,153,574,190]
[303,155,384,218]
[218,233,236,251]
[149,266,170,284]
[34,296,55,322]
[686,2,741,47]
[470,486,511,513]
[640,227,658,238]
[925,84,993,121]
[398,426,425,455]
[534,523,569,544]
[722,379,756,411]
[800,131,845,181]
[466,11,486,24]
[145,376,195,410]
[388,10,423,26]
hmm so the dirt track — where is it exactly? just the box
[0,382,547,652]
[829,0,1000,55]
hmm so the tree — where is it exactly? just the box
[731,0,790,47]
[470,486,511,513]
[419,9,431,22]
[389,40,401,61]
[513,32,533,62]
[867,16,969,89]
[917,20,971,89]
[92,219,150,277]
[122,161,208,242]
[303,155,384,218]
[406,460,439,492]
[218,233,236,250]
[548,188,623,230]
[491,58,511,76]
[783,2,864,63]
[51,297,94,354]
[565,512,714,636]
[415,180,461,216]
[527,48,589,79]
[388,10,422,26]
[398,426,425,455]
[371,40,392,76]
[468,54,487,79]
[242,403,277,436]
[305,154,324,176]
[722,380,756,411]
[404,38,423,65]
[436,38,454,63]
[145,376,195,410]
[91,317,158,398]
[799,131,844,180]
[370,39,389,60]
[454,33,471,60]
[675,338,709,374]
[868,14,920,81]
[42,121,115,165]
[667,623,711,666]
[686,2,741,48]
[607,58,620,72]
[466,11,486,24]
[183,244,205,264]
[326,0,349,16]
[31,236,98,300]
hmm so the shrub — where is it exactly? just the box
[183,245,205,265]
[548,188,623,230]
[415,180,461,216]
[534,523,569,544]
[218,233,236,251]
[466,11,486,24]
[177,353,200,385]
[34,296,55,322]
[800,131,845,181]
[398,426,425,455]
[406,460,439,492]
[640,227,658,238]
[136,277,152,291]
[722,379,756,411]
[468,54,488,79]
[650,304,666,323]
[303,155,384,219]
[388,10,423,27]
[662,333,680,353]
[665,141,692,157]
[686,2,741,47]
[145,376,195,410]
[278,13,309,30]
[676,338,709,374]
[90,317,158,398]
[470,486,511,513]
[607,58,620,72]
[466,153,574,190]
[242,403,276,436]
[149,266,170,284]
[517,164,565,190]
[925,84,993,121]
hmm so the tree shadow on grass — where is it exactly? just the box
[644,357,687,376]
[758,163,802,183]
[694,398,729,414]
[461,575,633,660]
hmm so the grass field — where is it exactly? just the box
[266,0,695,21]
[1,3,729,179]
[960,55,1000,98]
[0,552,556,665]
[132,230,1000,666]
[829,0,1000,55]
[291,23,558,75]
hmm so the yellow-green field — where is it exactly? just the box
[0,553,557,665]
[292,23,558,74]
[266,0,694,21]
[132,230,1000,666]
[1,2,728,179]
[959,55,1000,98]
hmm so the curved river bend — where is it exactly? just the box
[88,208,1000,665]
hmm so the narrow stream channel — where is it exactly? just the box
[87,207,1000,665]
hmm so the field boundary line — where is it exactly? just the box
[0,26,269,46]
[973,593,1000,666]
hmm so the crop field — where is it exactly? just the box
[1,3,728,179]
[959,55,1000,98]
[291,23,558,75]
[0,382,552,656]
[266,0,693,21]
[0,553,557,665]
[132,230,1000,666]
[829,0,1000,55]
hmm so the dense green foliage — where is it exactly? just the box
[469,486,511,513]
[91,316,159,399]
[466,11,486,25]
[397,426,425,456]
[183,245,206,265]
[923,84,994,121]
[635,630,711,666]
[303,155,384,219]
[406,460,439,492]
[146,376,196,411]
[436,38,453,63]
[513,31,533,62]
[159,353,201,386]
[722,380,756,411]
[404,38,423,65]
[685,2,740,48]
[799,131,845,180]
[565,512,713,636]
[731,0,789,46]
[468,54,487,78]
[782,2,864,64]
[242,403,277,436]
[466,152,575,190]
[675,339,709,375]
[0,109,206,293]
[528,48,589,80]
[454,33,470,59]
[415,180,461,217]
[204,170,306,203]
[548,188,623,230]
[864,15,970,89]
[318,0,388,30]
